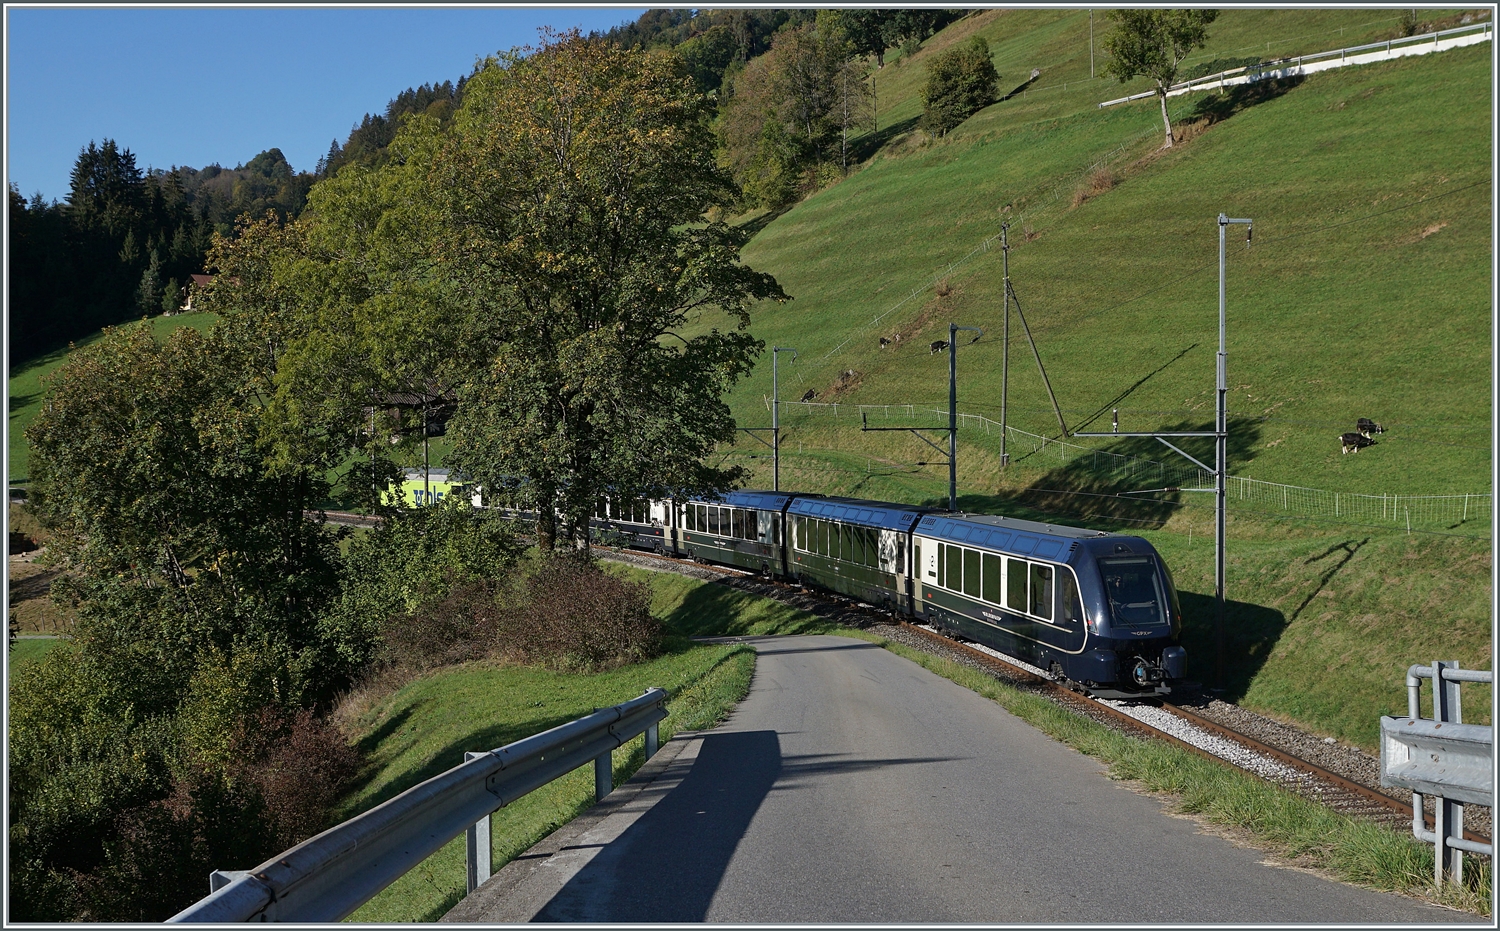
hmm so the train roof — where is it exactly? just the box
[686,489,801,511]
[787,494,932,531]
[916,512,1111,563]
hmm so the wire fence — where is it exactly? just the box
[765,399,1492,530]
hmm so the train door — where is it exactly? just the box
[914,535,939,610]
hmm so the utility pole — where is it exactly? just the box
[999,222,1012,467]
[772,346,796,491]
[1090,10,1095,78]
[1074,213,1251,691]
[1216,214,1252,689]
[949,322,984,512]
[860,325,981,513]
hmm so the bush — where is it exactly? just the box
[920,36,999,136]
[378,577,504,674]
[319,498,522,682]
[500,554,663,672]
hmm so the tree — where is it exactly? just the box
[434,30,788,549]
[1101,9,1219,148]
[717,20,861,205]
[920,36,1000,137]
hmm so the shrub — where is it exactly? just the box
[235,706,361,850]
[319,498,522,682]
[500,554,663,672]
[920,37,999,136]
[378,577,504,674]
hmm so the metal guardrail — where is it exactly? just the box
[1380,662,1492,887]
[168,688,668,922]
[1101,21,1493,108]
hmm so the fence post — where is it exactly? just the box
[464,752,492,894]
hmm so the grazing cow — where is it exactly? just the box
[1340,432,1374,454]
[879,337,892,349]
[930,340,949,354]
[800,389,816,402]
[1357,418,1385,438]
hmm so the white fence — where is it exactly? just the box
[763,400,1491,530]
[1100,21,1493,108]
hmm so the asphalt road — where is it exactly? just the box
[446,634,1475,923]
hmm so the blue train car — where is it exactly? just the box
[786,495,933,612]
[911,512,1184,698]
[677,490,797,574]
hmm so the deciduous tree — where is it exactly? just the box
[1102,9,1219,148]
[435,30,788,548]
[920,36,1000,137]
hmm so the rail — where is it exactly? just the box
[168,688,668,922]
[1100,21,1492,108]
[1380,662,1492,887]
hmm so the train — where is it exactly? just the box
[582,489,1187,699]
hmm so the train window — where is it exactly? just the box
[710,507,723,536]
[595,498,607,520]
[820,520,831,557]
[770,515,778,545]
[935,543,945,587]
[732,508,745,540]
[865,529,878,568]
[1059,571,1083,629]
[1006,557,1028,611]
[982,552,1001,604]
[962,548,981,598]
[830,523,843,561]
[1030,564,1054,621]
[945,544,963,592]
[1099,557,1169,629]
[844,526,859,565]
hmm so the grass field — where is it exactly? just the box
[700,9,1491,743]
[724,23,1490,500]
[7,637,62,670]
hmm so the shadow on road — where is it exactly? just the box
[536,729,782,922]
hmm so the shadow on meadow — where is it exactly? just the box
[660,581,842,639]
[1188,73,1305,127]
[1001,418,1265,529]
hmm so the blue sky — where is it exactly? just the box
[5,5,648,203]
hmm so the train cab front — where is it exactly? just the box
[1077,548,1186,700]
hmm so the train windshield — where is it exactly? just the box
[1098,557,1170,630]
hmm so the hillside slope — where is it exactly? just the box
[722,9,1490,503]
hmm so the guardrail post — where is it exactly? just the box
[646,721,659,759]
[464,752,492,894]
[1433,661,1465,885]
[595,751,613,802]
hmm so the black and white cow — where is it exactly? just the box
[929,340,949,354]
[1340,432,1375,454]
[800,389,816,402]
[1356,418,1385,438]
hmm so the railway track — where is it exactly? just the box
[603,547,1492,850]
